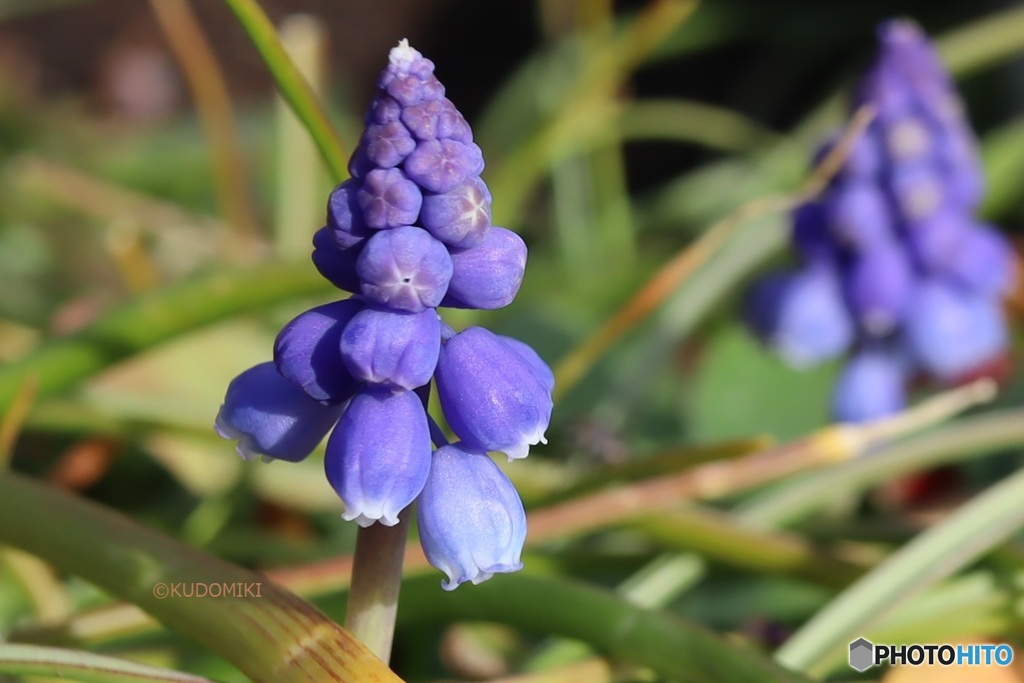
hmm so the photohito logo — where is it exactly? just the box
[849,637,1014,671]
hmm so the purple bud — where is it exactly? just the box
[903,279,1008,382]
[327,180,370,248]
[366,95,402,125]
[361,122,417,169]
[442,227,527,310]
[843,244,915,335]
[312,226,362,293]
[791,201,836,262]
[496,335,554,394]
[404,139,485,194]
[357,168,423,230]
[401,98,472,143]
[743,266,854,368]
[324,388,431,527]
[420,176,492,248]
[340,306,441,391]
[890,163,944,223]
[883,116,933,163]
[215,363,343,462]
[944,224,1014,295]
[832,349,907,423]
[825,182,894,249]
[937,129,984,210]
[274,299,363,403]
[905,211,968,273]
[417,443,526,590]
[357,225,454,312]
[436,327,552,461]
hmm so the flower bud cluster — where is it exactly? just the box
[216,40,553,589]
[744,20,1013,423]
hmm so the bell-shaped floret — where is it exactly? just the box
[417,443,526,590]
[274,299,363,403]
[743,266,855,368]
[312,227,362,293]
[340,306,441,391]
[215,363,343,462]
[357,226,454,312]
[496,335,554,394]
[824,182,895,249]
[843,243,915,336]
[903,279,1008,382]
[441,227,527,310]
[324,388,431,527]
[832,348,907,423]
[944,224,1014,295]
[326,180,371,248]
[435,327,552,460]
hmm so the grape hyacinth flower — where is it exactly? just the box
[743,19,1014,423]
[215,40,552,591]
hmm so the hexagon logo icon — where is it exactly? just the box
[849,637,874,672]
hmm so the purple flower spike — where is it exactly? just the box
[435,327,552,461]
[357,168,423,230]
[843,244,914,335]
[362,122,417,169]
[357,226,454,312]
[832,349,907,423]
[215,363,344,462]
[324,388,431,527]
[904,280,1008,382]
[497,335,555,394]
[274,299,363,403]
[442,227,527,310]
[420,176,492,248]
[825,182,894,249]
[404,139,485,194]
[340,306,441,391]
[312,227,362,293]
[417,443,526,590]
[743,266,854,368]
[327,180,370,248]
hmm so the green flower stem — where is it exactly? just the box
[220,0,348,181]
[0,260,328,412]
[0,471,402,683]
[344,515,411,663]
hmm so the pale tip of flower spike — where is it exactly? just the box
[389,38,420,71]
